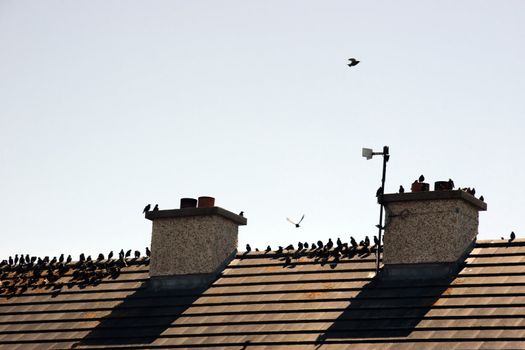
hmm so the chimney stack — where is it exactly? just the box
[381,189,486,280]
[145,197,246,289]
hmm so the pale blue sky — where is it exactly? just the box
[1,1,524,260]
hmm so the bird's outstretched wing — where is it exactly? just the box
[297,215,305,224]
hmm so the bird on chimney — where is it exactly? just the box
[246,244,251,253]
[153,204,159,212]
[479,195,484,202]
[399,185,405,193]
[239,211,244,217]
[347,58,360,67]
[419,175,425,183]
[350,237,358,249]
[287,215,305,228]
[143,204,151,214]
[510,231,516,242]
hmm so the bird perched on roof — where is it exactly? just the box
[145,247,151,257]
[239,211,244,217]
[317,240,324,249]
[297,242,304,250]
[419,175,425,183]
[479,195,484,202]
[364,236,370,247]
[108,251,114,260]
[350,237,358,249]
[347,58,360,67]
[246,244,251,253]
[399,185,405,193]
[143,204,151,213]
[153,204,159,212]
[125,250,131,258]
[311,243,317,250]
[287,215,305,228]
[134,250,140,258]
[376,187,383,197]
[285,244,294,251]
[510,231,516,242]
[326,239,334,250]
[265,245,271,253]
[304,242,309,249]
[374,236,380,246]
[448,178,455,189]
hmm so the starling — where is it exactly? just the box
[284,256,291,266]
[347,58,360,67]
[276,246,283,254]
[134,250,140,258]
[364,236,370,247]
[97,254,104,261]
[317,240,324,249]
[146,247,151,257]
[304,242,309,249]
[285,244,294,251]
[479,195,484,202]
[311,243,317,250]
[66,255,72,264]
[350,237,358,248]
[125,250,131,258]
[419,175,425,183]
[297,242,303,250]
[143,204,151,214]
[399,185,405,193]
[246,244,251,252]
[239,211,244,217]
[153,204,159,211]
[376,187,383,197]
[265,245,271,253]
[336,238,343,247]
[471,188,476,196]
[326,239,334,250]
[119,249,125,259]
[108,251,114,260]
[510,231,516,242]
[287,215,305,228]
[448,178,455,189]
[374,236,380,246]
[58,254,64,263]
[8,256,13,265]
[14,255,18,265]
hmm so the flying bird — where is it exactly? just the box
[143,204,151,214]
[399,185,405,193]
[287,215,305,228]
[347,58,360,67]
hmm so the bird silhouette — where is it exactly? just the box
[108,251,114,260]
[448,178,455,189]
[317,240,324,249]
[419,175,425,183]
[399,185,405,193]
[374,236,380,246]
[479,195,484,202]
[285,244,294,251]
[143,204,151,214]
[304,242,309,249]
[145,247,151,257]
[376,187,383,197]
[239,211,244,217]
[350,237,358,249]
[153,204,159,211]
[510,231,516,242]
[265,245,271,253]
[326,239,334,250]
[134,250,140,258]
[347,58,360,67]
[246,244,251,252]
[125,250,131,258]
[287,215,305,228]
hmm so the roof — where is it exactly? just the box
[1,240,525,349]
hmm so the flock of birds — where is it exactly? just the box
[394,175,485,202]
[244,235,380,268]
[0,248,151,296]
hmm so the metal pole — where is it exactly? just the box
[376,146,389,275]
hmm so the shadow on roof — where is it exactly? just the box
[317,274,453,343]
[74,282,201,347]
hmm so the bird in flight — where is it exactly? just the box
[347,58,360,67]
[287,215,305,228]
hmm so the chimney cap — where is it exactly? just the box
[381,189,487,211]
[145,206,247,225]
